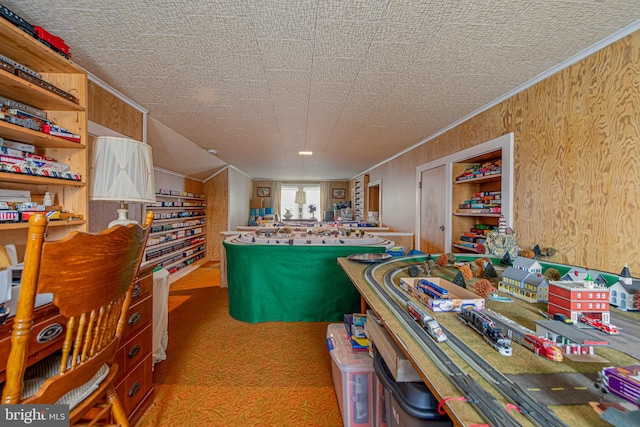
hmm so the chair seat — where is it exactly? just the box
[22,355,110,410]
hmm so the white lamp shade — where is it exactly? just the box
[90,136,156,203]
[295,191,306,204]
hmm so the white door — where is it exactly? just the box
[419,166,447,253]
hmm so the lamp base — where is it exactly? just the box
[108,208,138,228]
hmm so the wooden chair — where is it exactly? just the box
[1,211,153,426]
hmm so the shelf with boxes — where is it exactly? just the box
[354,174,368,222]
[142,190,207,278]
[451,155,503,253]
[0,15,88,243]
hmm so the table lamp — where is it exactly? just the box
[295,190,306,218]
[89,136,156,228]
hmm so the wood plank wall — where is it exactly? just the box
[369,30,640,275]
[204,169,229,261]
[88,81,144,141]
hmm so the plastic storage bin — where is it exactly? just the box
[373,347,452,427]
[327,323,374,427]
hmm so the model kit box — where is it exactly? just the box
[399,277,485,312]
[601,365,640,405]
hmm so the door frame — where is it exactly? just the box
[415,132,514,252]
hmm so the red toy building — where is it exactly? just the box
[547,275,611,324]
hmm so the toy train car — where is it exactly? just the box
[522,334,563,362]
[416,278,449,300]
[0,4,34,36]
[406,300,447,342]
[457,306,512,356]
[34,26,70,59]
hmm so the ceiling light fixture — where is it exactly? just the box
[208,149,218,155]
[299,151,313,156]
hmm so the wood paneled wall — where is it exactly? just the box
[371,30,640,275]
[88,81,144,141]
[205,169,229,261]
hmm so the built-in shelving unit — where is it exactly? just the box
[451,150,508,253]
[354,174,368,222]
[143,191,207,282]
[0,18,88,250]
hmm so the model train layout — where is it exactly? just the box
[349,254,640,427]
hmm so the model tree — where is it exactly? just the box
[408,265,421,277]
[458,264,473,281]
[533,244,542,258]
[423,259,438,276]
[544,267,561,282]
[474,279,493,298]
[436,254,449,267]
[484,262,498,279]
[635,292,640,310]
[519,249,535,259]
[500,252,513,266]
[446,252,457,264]
[473,258,485,277]
[452,270,466,288]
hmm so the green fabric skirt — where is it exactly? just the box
[224,242,386,323]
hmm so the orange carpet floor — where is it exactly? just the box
[136,262,344,426]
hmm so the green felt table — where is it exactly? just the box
[223,242,386,323]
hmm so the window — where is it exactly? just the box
[281,184,320,219]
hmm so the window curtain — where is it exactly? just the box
[271,181,282,217]
[320,182,331,215]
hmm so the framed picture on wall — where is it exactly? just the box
[332,188,346,199]
[257,187,270,197]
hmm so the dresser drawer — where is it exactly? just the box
[114,325,151,383]
[0,313,66,380]
[121,293,151,342]
[132,270,153,303]
[117,353,153,416]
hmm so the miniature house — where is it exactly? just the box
[498,257,548,302]
[608,265,640,311]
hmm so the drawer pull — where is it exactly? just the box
[132,284,141,298]
[128,344,141,359]
[37,323,63,344]
[128,312,141,326]
[128,381,141,397]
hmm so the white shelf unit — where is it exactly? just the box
[143,192,207,281]
[354,174,368,222]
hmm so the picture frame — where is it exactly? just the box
[332,188,346,199]
[256,187,270,197]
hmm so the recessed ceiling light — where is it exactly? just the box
[208,149,218,155]
[299,151,313,156]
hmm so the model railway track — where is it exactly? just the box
[440,325,567,427]
[364,261,521,427]
[363,259,567,427]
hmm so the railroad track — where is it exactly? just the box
[363,258,567,427]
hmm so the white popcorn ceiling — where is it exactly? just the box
[5,1,640,181]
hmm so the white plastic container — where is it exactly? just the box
[327,323,374,427]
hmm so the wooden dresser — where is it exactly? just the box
[0,265,155,424]
[113,265,155,424]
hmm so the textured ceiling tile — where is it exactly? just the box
[314,19,378,58]
[311,57,363,83]
[309,82,352,103]
[266,70,312,92]
[249,0,317,39]
[317,0,388,21]
[258,39,313,71]
[271,91,310,108]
